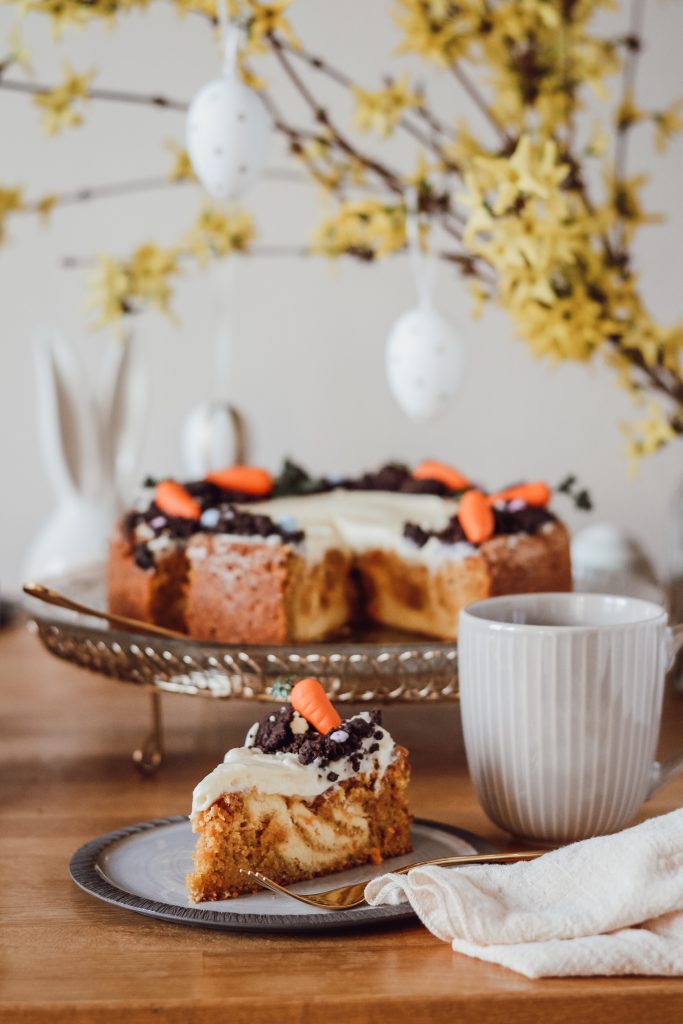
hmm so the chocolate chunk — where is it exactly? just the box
[340,463,412,493]
[326,771,339,782]
[493,505,555,537]
[132,543,155,571]
[253,706,294,753]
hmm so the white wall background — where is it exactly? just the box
[1,0,681,592]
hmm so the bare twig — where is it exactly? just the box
[268,34,405,196]
[614,0,645,185]
[23,177,190,212]
[62,244,495,272]
[608,336,683,417]
[449,63,510,144]
[278,38,462,177]
[61,244,314,268]
[13,168,310,219]
[0,76,188,111]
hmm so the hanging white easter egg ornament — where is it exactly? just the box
[385,187,466,421]
[385,306,465,421]
[186,30,270,200]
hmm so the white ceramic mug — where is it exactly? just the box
[458,593,683,843]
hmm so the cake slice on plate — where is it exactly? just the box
[186,678,412,902]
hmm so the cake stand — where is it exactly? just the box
[25,566,459,774]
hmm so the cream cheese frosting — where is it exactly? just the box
[133,488,475,568]
[244,489,474,566]
[191,711,397,814]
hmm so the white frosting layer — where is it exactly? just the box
[134,488,477,568]
[191,712,397,813]
[245,490,474,567]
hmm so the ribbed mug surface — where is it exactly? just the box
[459,593,669,842]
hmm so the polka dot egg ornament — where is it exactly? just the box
[186,74,270,201]
[385,306,466,421]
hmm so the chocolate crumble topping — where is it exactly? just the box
[340,462,467,497]
[252,705,383,769]
[403,504,556,550]
[124,486,304,571]
[124,462,558,571]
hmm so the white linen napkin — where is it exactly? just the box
[365,809,683,978]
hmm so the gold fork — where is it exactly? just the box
[241,849,543,910]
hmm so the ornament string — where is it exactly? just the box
[218,0,240,78]
[405,186,436,312]
[213,0,241,400]
[213,258,237,400]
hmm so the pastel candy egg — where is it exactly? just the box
[385,307,465,421]
[186,76,271,200]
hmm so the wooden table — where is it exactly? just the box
[2,622,683,1023]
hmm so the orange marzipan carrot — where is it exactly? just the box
[412,460,471,491]
[290,678,342,735]
[458,489,495,545]
[155,480,201,521]
[488,482,551,507]
[205,465,273,497]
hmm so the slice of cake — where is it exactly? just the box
[108,475,357,643]
[109,458,572,643]
[186,678,412,902]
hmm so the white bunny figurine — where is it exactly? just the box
[22,326,146,582]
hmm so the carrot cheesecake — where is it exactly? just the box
[109,459,572,643]
[186,678,412,902]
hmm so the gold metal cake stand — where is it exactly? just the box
[25,567,459,775]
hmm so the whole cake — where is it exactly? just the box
[109,459,572,642]
[186,678,412,902]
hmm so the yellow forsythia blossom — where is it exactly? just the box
[165,141,196,183]
[353,75,419,137]
[183,206,255,262]
[605,172,663,243]
[33,63,95,135]
[312,200,406,259]
[36,194,58,222]
[0,186,23,244]
[394,0,480,66]
[460,135,670,375]
[87,245,179,329]
[623,403,678,477]
[652,99,683,153]
[243,0,300,55]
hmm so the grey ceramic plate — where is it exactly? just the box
[69,815,498,932]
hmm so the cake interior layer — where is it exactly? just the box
[355,548,491,640]
[185,537,355,644]
[186,753,412,902]
[109,517,572,642]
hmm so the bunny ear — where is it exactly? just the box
[98,332,147,504]
[33,325,94,498]
[98,336,126,485]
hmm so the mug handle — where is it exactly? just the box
[647,623,683,798]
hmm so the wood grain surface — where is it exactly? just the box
[2,622,683,1023]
